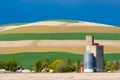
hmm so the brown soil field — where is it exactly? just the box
[0,73,120,80]
[0,40,119,54]
[0,25,120,34]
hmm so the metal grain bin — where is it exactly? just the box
[84,51,95,72]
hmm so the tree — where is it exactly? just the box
[64,59,76,72]
[105,61,119,72]
[75,60,81,72]
[6,59,19,72]
[111,61,119,71]
[35,60,42,72]
[0,60,6,69]
[55,61,67,73]
[64,59,72,66]
[76,60,81,70]
[49,60,63,72]
[66,65,76,72]
[117,61,120,70]
[41,61,49,70]
[49,60,62,69]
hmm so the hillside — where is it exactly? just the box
[0,21,120,33]
[0,20,119,54]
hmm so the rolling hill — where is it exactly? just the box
[0,20,119,54]
[0,20,120,33]
[0,20,120,69]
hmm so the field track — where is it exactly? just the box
[0,73,120,80]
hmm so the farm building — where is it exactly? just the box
[84,35,104,72]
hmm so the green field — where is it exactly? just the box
[0,33,120,41]
[104,54,120,61]
[0,52,83,69]
[0,52,120,69]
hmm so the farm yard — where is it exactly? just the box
[0,73,120,80]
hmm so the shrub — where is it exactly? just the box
[49,59,76,72]
[76,60,81,70]
[49,60,62,70]
[55,61,68,72]
[41,61,49,70]
[67,65,76,72]
[6,59,19,72]
[0,60,6,69]
[35,60,42,72]
[105,61,119,72]
[117,61,120,69]
[64,59,72,66]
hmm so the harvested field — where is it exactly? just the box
[0,73,120,80]
[0,40,119,47]
[0,21,120,34]
[0,46,85,54]
[1,25,120,34]
[0,40,119,54]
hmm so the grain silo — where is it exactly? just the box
[84,35,104,72]
[84,51,95,72]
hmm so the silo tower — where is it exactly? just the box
[84,51,95,72]
[86,35,94,46]
[84,35,104,72]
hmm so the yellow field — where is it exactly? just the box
[0,25,120,34]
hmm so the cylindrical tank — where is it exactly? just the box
[84,51,95,72]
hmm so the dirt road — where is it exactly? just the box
[0,73,120,80]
